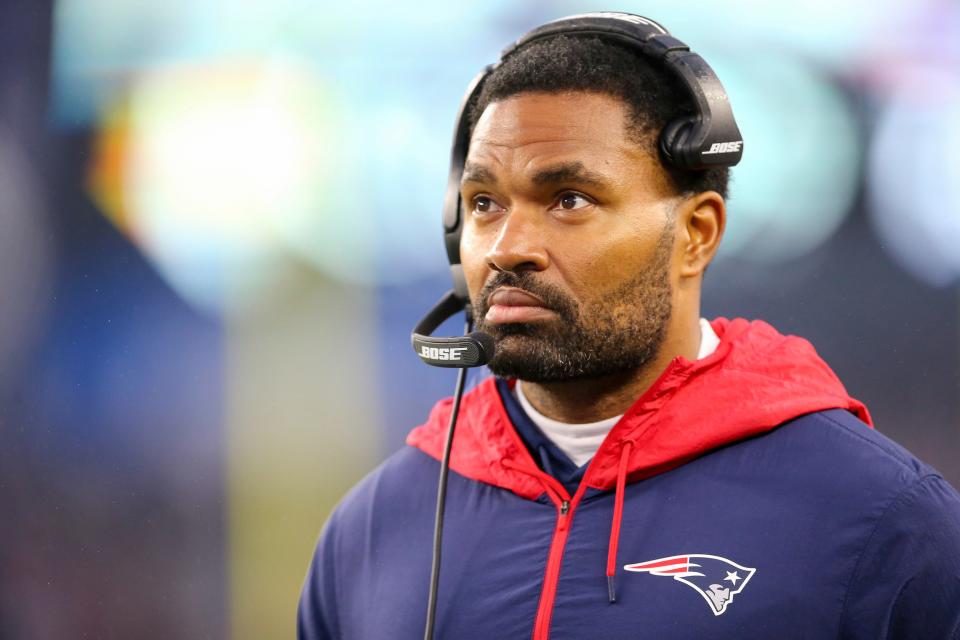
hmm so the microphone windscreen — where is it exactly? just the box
[467,331,496,363]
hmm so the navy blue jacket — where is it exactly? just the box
[299,319,960,639]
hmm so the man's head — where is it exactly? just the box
[469,35,730,200]
[459,35,727,382]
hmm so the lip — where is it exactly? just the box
[485,287,555,324]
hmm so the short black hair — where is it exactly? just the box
[469,34,729,199]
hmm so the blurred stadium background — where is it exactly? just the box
[0,0,958,637]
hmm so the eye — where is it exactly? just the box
[471,195,506,215]
[552,192,593,211]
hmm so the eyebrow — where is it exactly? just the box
[460,161,611,190]
[531,162,610,189]
[461,163,498,187]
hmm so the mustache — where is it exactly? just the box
[475,271,577,322]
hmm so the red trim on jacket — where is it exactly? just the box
[405,318,872,500]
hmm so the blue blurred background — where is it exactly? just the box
[0,0,957,638]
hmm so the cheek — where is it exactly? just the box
[566,219,674,301]
[565,229,651,290]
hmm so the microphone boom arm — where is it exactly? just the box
[411,290,495,368]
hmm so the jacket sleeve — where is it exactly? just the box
[297,515,342,640]
[840,474,960,639]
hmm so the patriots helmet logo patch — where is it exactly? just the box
[624,554,756,616]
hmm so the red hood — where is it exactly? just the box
[406,318,873,501]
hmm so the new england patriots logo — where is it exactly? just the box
[624,554,756,616]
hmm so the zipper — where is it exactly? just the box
[532,498,572,639]
[498,456,587,640]
[532,483,589,640]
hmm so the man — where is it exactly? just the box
[299,14,960,639]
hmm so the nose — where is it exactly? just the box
[485,206,550,274]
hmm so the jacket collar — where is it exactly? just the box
[406,318,872,500]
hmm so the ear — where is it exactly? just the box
[677,191,726,278]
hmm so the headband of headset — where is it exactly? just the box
[440,12,743,299]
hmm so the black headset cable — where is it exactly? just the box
[423,321,471,640]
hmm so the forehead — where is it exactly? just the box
[465,91,653,181]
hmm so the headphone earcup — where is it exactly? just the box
[659,116,698,169]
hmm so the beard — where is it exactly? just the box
[471,224,675,383]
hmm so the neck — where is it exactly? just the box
[520,313,701,423]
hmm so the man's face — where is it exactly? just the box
[460,91,682,382]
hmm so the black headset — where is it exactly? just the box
[413,11,743,369]
[412,13,743,639]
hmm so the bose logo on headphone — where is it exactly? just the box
[702,141,743,155]
[420,345,469,361]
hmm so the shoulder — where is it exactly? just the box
[798,409,960,556]
[327,445,440,535]
[298,446,438,640]
[801,409,934,476]
[750,408,947,498]
[777,410,960,636]
[715,410,960,635]
[810,412,960,636]
[702,407,960,546]
[299,446,441,638]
